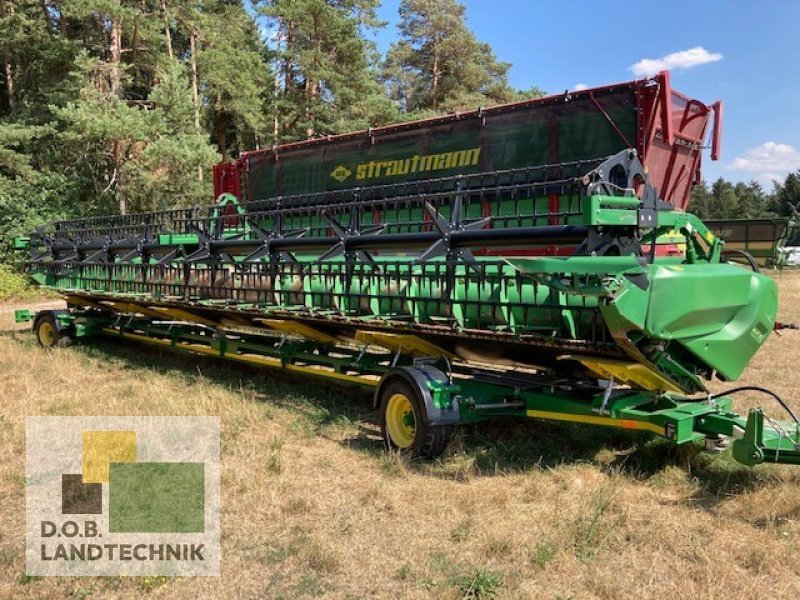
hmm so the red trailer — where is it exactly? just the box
[214,71,721,213]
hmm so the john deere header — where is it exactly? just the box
[21,71,800,469]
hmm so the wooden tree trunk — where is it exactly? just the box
[109,3,124,213]
[284,21,294,94]
[109,11,122,98]
[189,29,201,132]
[3,62,13,112]
[161,0,173,60]
[58,1,67,35]
[215,94,227,160]
[113,141,127,215]
[304,77,317,139]
[305,22,321,139]
[189,27,203,180]
[0,0,15,111]
[272,27,283,143]
[431,38,440,111]
[281,20,294,137]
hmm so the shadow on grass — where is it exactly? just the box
[7,330,794,500]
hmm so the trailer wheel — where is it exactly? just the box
[33,313,72,349]
[379,379,452,458]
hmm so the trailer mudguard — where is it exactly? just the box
[35,310,74,332]
[374,365,460,426]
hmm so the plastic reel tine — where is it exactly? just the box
[356,251,379,270]
[361,224,387,236]
[451,194,463,227]
[463,216,492,231]
[459,249,483,275]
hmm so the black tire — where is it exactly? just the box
[33,312,72,349]
[379,378,452,459]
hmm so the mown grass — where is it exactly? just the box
[1,274,800,598]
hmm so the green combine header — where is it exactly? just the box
[15,72,800,467]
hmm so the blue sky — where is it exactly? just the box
[369,0,800,188]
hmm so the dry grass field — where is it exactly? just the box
[2,274,800,599]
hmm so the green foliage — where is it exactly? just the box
[125,60,220,209]
[195,0,272,157]
[453,567,502,599]
[0,121,49,179]
[773,172,800,217]
[0,0,551,223]
[570,477,620,561]
[0,264,30,301]
[383,0,536,114]
[532,542,555,569]
[0,173,84,264]
[0,0,76,122]
[260,0,398,142]
[689,177,777,220]
[53,55,218,212]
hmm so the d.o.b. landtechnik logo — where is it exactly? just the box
[26,416,220,576]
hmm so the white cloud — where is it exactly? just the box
[573,83,589,91]
[728,142,800,184]
[629,47,723,77]
[730,142,800,172]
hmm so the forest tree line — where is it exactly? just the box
[0,0,799,266]
[0,0,540,227]
[690,173,800,222]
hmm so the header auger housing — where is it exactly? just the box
[15,73,800,467]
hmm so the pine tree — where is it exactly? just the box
[124,60,220,209]
[689,180,712,219]
[774,172,800,217]
[260,0,397,142]
[734,181,768,219]
[0,0,77,121]
[55,53,218,214]
[709,178,740,219]
[0,121,47,182]
[192,0,272,159]
[54,52,155,214]
[55,1,166,213]
[383,0,521,115]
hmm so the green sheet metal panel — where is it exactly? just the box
[244,89,638,200]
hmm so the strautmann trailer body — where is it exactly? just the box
[15,72,800,467]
